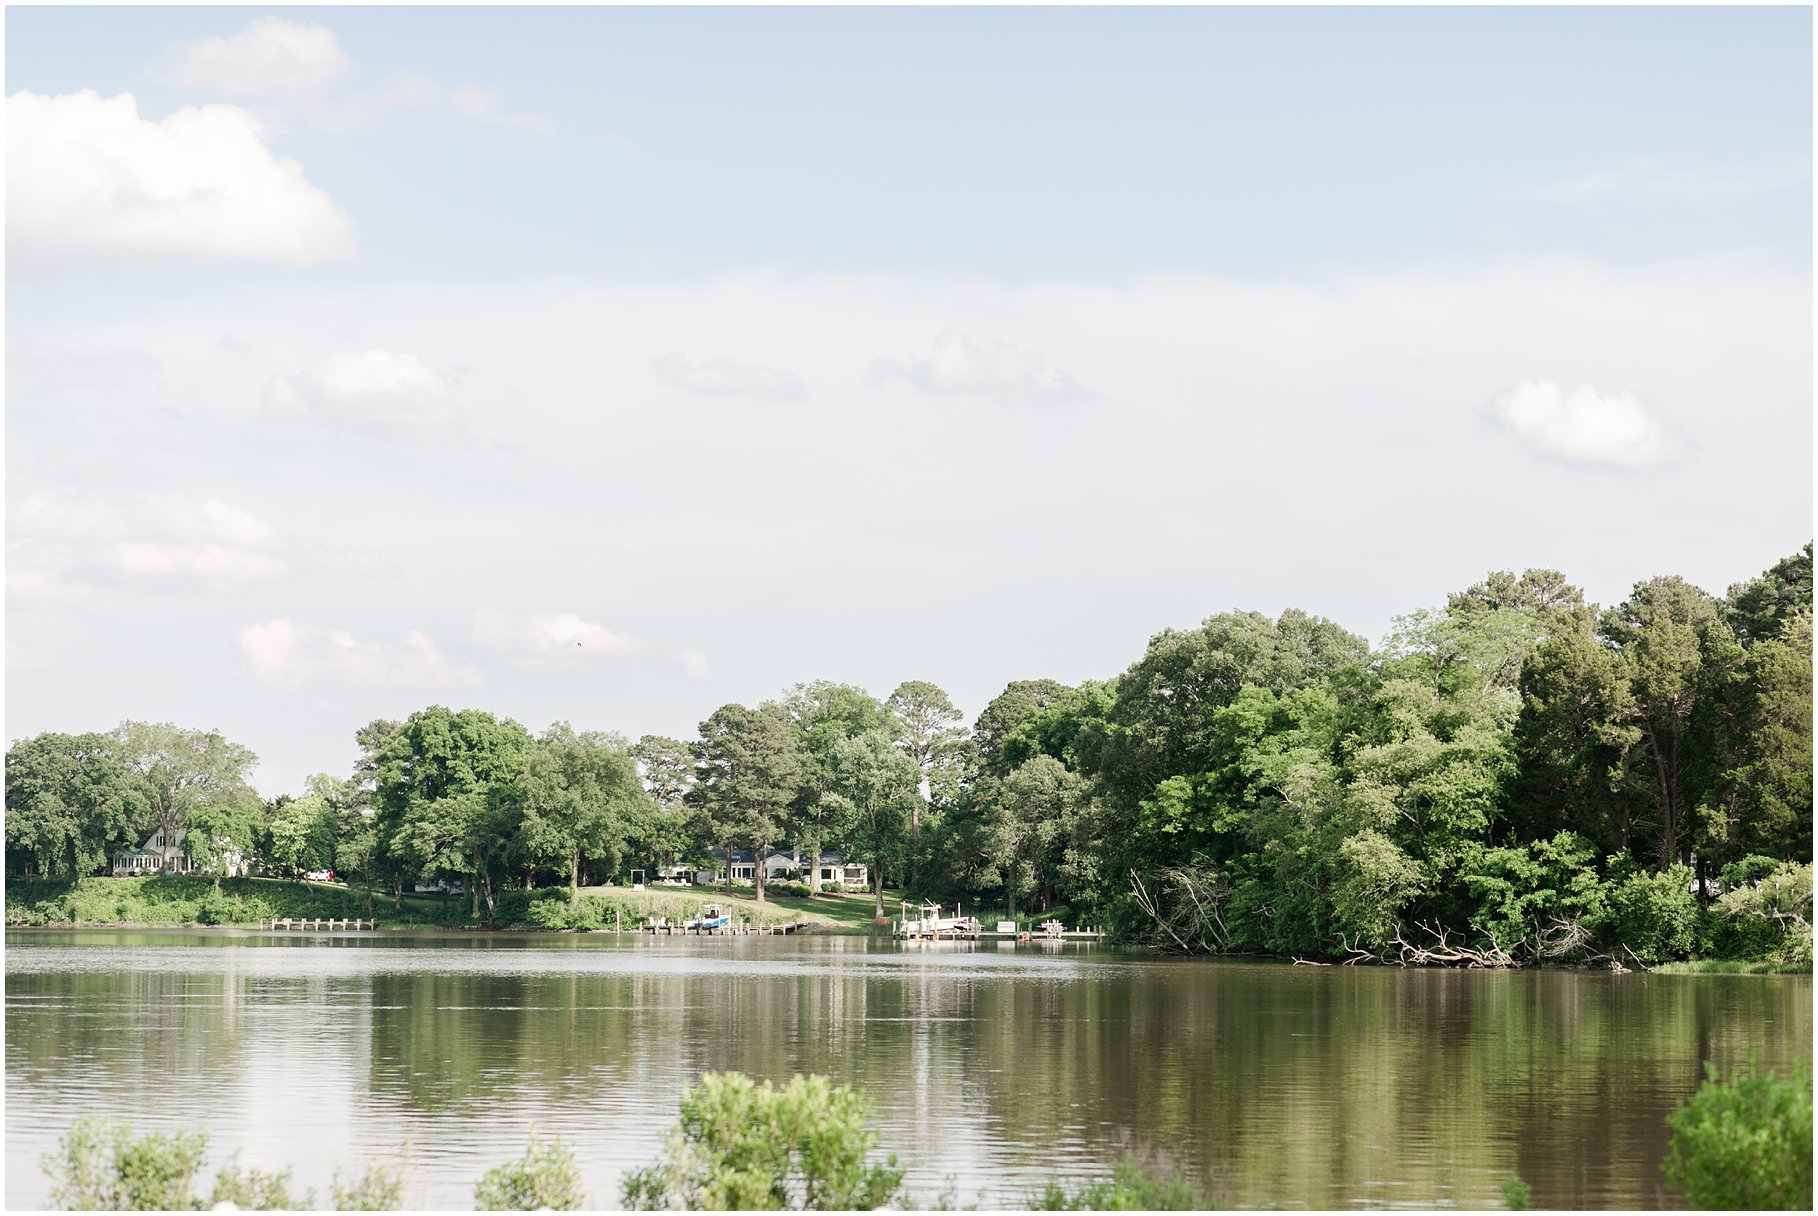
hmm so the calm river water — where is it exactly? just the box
[5,930,1811,1210]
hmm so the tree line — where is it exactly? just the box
[7,545,1811,960]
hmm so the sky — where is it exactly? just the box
[6,5,1813,797]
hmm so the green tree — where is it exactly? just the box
[1509,616,1638,855]
[690,703,802,902]
[825,729,921,917]
[885,680,968,887]
[634,734,696,878]
[1725,542,1813,645]
[979,756,1080,920]
[110,722,259,874]
[622,1072,904,1211]
[5,732,149,877]
[373,706,532,918]
[784,682,892,895]
[265,792,339,879]
[1696,610,1813,868]
[1662,1059,1812,1210]
[520,723,650,899]
[1600,577,1738,871]
[473,1133,584,1210]
[184,794,266,889]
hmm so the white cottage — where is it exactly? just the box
[111,827,246,877]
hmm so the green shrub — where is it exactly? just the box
[1458,832,1606,959]
[1034,1159,1202,1211]
[43,1115,208,1211]
[1596,864,1700,964]
[1721,855,1786,889]
[1662,1059,1812,1210]
[1500,1175,1532,1210]
[332,1158,406,1211]
[1710,862,1813,965]
[209,1155,311,1210]
[622,1072,904,1210]
[473,1132,584,1210]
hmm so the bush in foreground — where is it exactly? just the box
[1661,1059,1812,1210]
[42,1116,402,1210]
[472,1132,584,1210]
[44,1116,209,1211]
[1033,1158,1203,1210]
[622,1072,903,1210]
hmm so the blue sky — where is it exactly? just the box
[6,6,1812,794]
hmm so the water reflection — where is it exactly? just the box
[6,932,1810,1210]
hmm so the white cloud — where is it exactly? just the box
[157,19,549,134]
[678,648,712,681]
[106,543,285,581]
[7,492,287,597]
[263,349,466,441]
[472,610,638,656]
[1489,380,1672,467]
[444,83,551,135]
[5,90,356,276]
[869,330,1095,405]
[653,352,808,400]
[1519,155,1811,204]
[160,17,353,110]
[237,618,480,690]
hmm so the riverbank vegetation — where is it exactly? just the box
[8,547,1810,966]
[41,1062,1810,1210]
[2,874,872,933]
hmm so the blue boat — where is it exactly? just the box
[686,904,729,931]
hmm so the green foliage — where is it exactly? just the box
[524,892,606,930]
[622,1072,904,1211]
[332,1159,406,1211]
[520,723,651,897]
[265,793,339,878]
[1662,1059,1813,1210]
[1033,1159,1203,1211]
[1709,862,1813,964]
[209,1155,312,1210]
[196,889,258,926]
[374,706,533,921]
[690,702,803,901]
[43,1116,208,1211]
[1596,864,1701,965]
[6,876,374,927]
[5,732,150,878]
[1458,832,1606,958]
[473,1132,585,1210]
[1499,1176,1532,1210]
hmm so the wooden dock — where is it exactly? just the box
[642,920,808,936]
[260,917,372,932]
[893,901,1104,943]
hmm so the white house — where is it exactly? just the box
[676,849,869,891]
[111,827,246,877]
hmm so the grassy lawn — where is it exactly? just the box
[576,884,903,932]
[758,888,904,929]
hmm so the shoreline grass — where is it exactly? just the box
[1647,959,1812,975]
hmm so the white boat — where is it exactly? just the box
[685,904,729,931]
[897,901,979,938]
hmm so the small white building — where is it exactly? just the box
[111,827,245,877]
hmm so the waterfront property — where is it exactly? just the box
[110,828,245,878]
[692,849,870,891]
